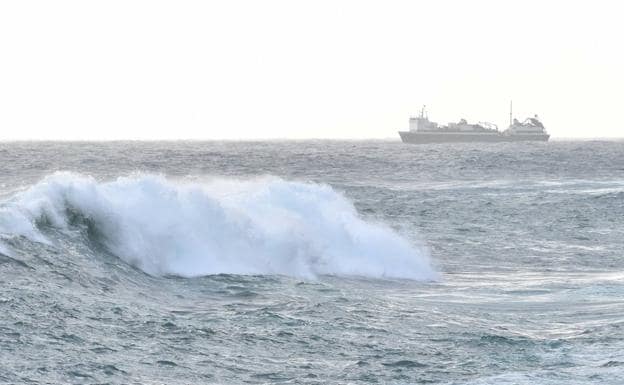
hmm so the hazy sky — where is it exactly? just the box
[1,0,622,140]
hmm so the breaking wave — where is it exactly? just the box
[0,173,436,280]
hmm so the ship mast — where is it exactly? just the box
[509,100,513,127]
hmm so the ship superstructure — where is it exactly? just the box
[501,117,549,140]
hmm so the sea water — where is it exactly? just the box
[0,140,623,384]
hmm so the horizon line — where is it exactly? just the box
[1,136,624,143]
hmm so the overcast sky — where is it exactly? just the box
[1,0,622,140]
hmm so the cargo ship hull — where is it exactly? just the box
[398,131,550,144]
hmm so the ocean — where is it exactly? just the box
[0,140,623,384]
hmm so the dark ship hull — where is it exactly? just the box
[398,131,550,144]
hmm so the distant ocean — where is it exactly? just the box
[1,140,623,384]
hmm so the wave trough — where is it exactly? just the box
[0,173,435,280]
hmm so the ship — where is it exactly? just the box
[398,103,550,144]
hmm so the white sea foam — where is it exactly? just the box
[0,241,11,257]
[0,173,436,280]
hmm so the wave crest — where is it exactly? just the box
[0,173,436,280]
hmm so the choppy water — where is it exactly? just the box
[1,140,623,384]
